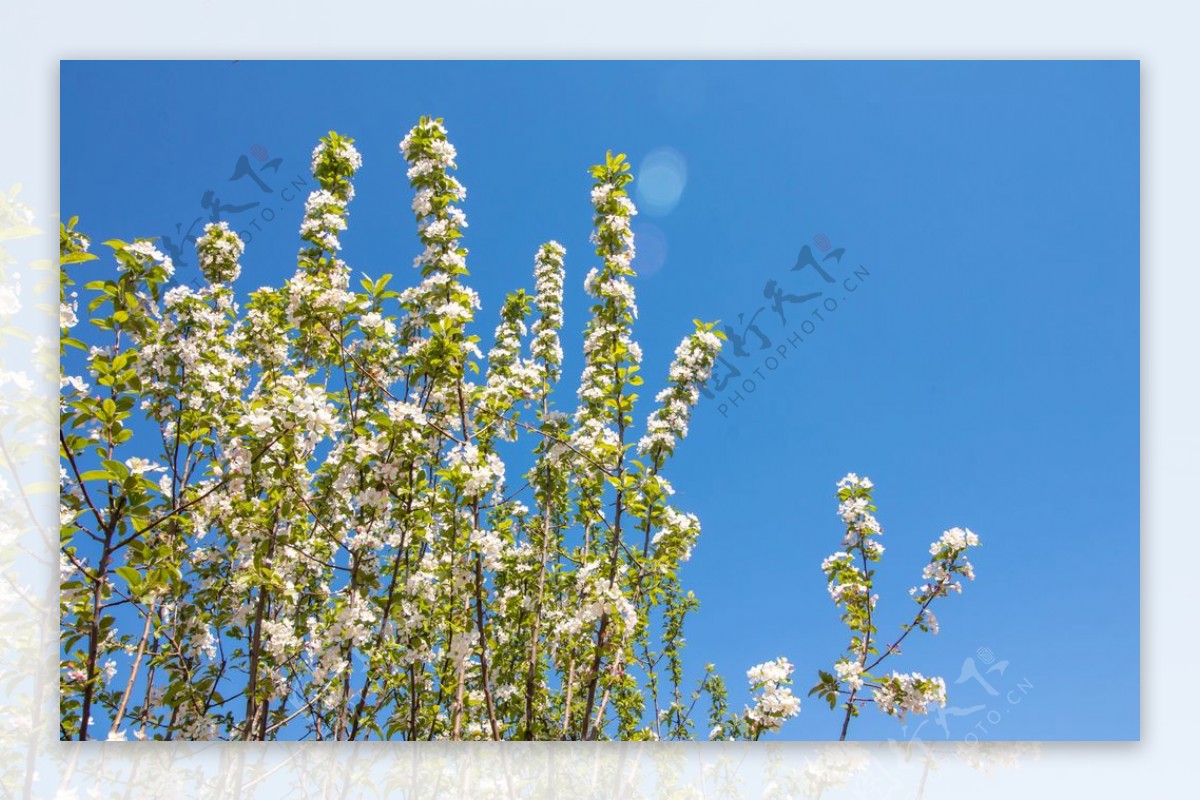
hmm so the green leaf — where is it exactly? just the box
[102,459,129,480]
[113,566,142,589]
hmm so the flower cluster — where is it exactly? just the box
[195,220,245,284]
[241,373,342,452]
[649,506,701,566]
[60,298,77,330]
[289,133,363,367]
[833,659,865,692]
[744,657,802,736]
[310,133,362,202]
[142,281,248,434]
[302,132,360,260]
[933,526,980,557]
[570,153,650,490]
[637,325,723,458]
[238,286,290,372]
[397,117,479,380]
[123,240,175,280]
[821,474,884,657]
[872,671,947,720]
[401,118,468,273]
[548,560,637,642]
[400,119,458,179]
[474,291,543,446]
[445,441,506,501]
[836,472,882,548]
[911,527,981,602]
[299,189,348,253]
[530,241,566,377]
[588,176,638,274]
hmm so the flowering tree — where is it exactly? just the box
[59,117,978,741]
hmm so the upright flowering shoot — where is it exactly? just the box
[637,323,723,461]
[811,473,981,740]
[475,289,538,446]
[398,116,478,383]
[558,151,650,740]
[137,221,249,448]
[195,220,244,285]
[290,131,363,364]
[545,148,736,743]
[530,242,566,381]
[572,150,641,478]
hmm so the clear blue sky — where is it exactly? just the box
[61,60,1139,741]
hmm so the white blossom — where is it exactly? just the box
[834,659,865,691]
[744,657,801,734]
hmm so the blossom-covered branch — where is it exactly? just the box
[811,473,980,740]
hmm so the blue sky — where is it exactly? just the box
[61,60,1139,741]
